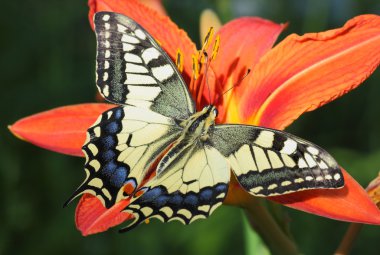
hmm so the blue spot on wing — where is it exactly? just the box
[100,135,116,149]
[154,195,170,207]
[110,166,128,187]
[114,108,123,119]
[101,161,118,176]
[140,187,164,202]
[199,189,213,202]
[105,122,119,133]
[168,193,183,206]
[70,106,136,209]
[183,194,198,207]
[122,182,229,232]
[100,150,116,162]
[215,183,228,193]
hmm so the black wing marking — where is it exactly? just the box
[64,106,181,208]
[119,142,230,231]
[94,12,195,120]
[211,124,344,196]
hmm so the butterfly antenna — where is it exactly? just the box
[214,69,251,105]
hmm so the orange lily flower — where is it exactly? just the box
[9,0,380,236]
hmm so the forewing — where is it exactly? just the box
[212,125,344,196]
[94,12,195,120]
[65,106,181,208]
[120,142,230,231]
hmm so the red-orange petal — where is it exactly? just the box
[270,169,380,224]
[9,103,114,157]
[204,17,286,123]
[75,194,133,236]
[239,14,380,129]
[139,0,166,16]
[212,17,286,92]
[204,17,287,123]
[88,0,196,83]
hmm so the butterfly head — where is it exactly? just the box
[200,105,218,128]
[203,105,218,119]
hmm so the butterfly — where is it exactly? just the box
[65,11,344,232]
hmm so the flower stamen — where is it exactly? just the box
[175,48,184,73]
[192,53,200,80]
[201,26,214,52]
[189,27,222,106]
[211,35,220,60]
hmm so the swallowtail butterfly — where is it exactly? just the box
[65,12,344,231]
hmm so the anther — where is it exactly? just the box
[176,48,184,73]
[211,35,220,60]
[202,27,214,52]
[192,53,200,80]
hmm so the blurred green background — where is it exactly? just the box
[1,0,380,254]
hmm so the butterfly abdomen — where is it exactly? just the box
[157,140,190,175]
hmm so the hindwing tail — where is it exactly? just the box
[65,106,181,208]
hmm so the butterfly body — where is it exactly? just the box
[65,12,344,231]
[157,105,217,175]
[180,105,217,142]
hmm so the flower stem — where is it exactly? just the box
[243,199,299,255]
[224,178,299,255]
[334,223,362,255]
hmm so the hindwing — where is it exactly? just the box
[120,141,230,231]
[65,106,181,208]
[211,125,344,196]
[94,12,195,120]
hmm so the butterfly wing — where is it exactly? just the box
[65,106,182,208]
[94,12,195,120]
[211,124,344,196]
[120,141,230,231]
[65,12,198,208]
